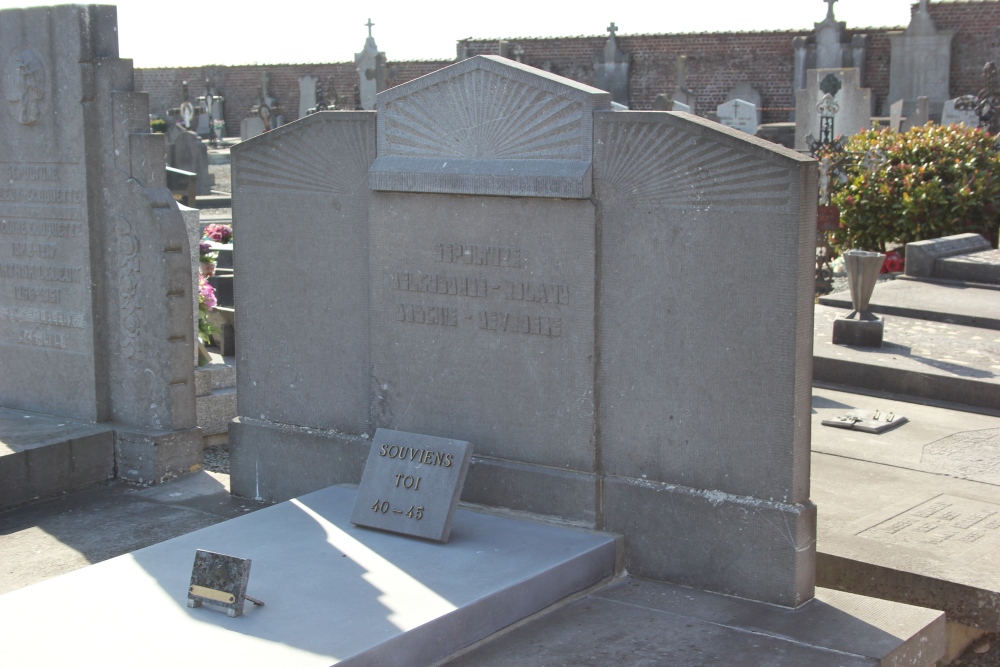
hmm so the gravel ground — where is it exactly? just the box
[202,443,229,474]
[208,161,231,194]
[953,634,999,666]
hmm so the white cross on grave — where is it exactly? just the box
[824,0,837,19]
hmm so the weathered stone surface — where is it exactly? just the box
[351,429,472,542]
[0,5,198,490]
[887,3,954,119]
[832,316,884,347]
[795,68,871,150]
[936,249,1000,285]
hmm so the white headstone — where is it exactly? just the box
[717,99,758,134]
[726,83,762,124]
[298,76,318,120]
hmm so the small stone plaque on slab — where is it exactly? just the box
[187,549,263,617]
[351,429,473,543]
[822,410,908,434]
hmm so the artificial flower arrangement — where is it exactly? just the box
[197,274,220,365]
[203,223,233,244]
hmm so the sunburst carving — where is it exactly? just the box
[595,116,794,209]
[235,114,374,195]
[382,69,585,161]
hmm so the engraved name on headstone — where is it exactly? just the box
[350,428,472,542]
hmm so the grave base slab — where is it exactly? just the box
[833,316,885,347]
[442,578,945,667]
[0,485,616,667]
[811,387,1000,630]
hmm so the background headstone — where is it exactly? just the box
[355,20,388,111]
[725,82,763,124]
[941,97,979,127]
[793,1,869,91]
[0,5,198,482]
[232,56,818,608]
[889,99,905,132]
[592,22,631,107]
[168,129,215,196]
[669,54,696,114]
[795,68,871,150]
[886,0,953,119]
[716,99,758,134]
[240,116,266,141]
[298,75,317,120]
[902,96,929,131]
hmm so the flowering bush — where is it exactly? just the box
[829,124,1000,253]
[881,249,904,273]
[203,223,233,244]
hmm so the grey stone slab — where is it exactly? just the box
[230,417,369,502]
[444,579,944,667]
[602,475,816,607]
[887,5,954,120]
[368,192,597,476]
[818,278,1000,330]
[593,111,816,505]
[833,315,884,347]
[905,233,992,279]
[814,452,1000,630]
[370,55,610,199]
[195,386,235,438]
[0,408,114,509]
[232,111,375,434]
[115,426,202,485]
[350,429,472,542]
[937,249,1000,285]
[0,485,617,666]
[814,304,1000,410]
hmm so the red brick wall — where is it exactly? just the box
[135,1,999,134]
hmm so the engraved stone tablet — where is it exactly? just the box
[351,429,472,542]
[187,549,253,617]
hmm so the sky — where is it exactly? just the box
[0,0,917,68]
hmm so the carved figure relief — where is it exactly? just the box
[3,47,46,125]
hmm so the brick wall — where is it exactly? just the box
[135,1,999,134]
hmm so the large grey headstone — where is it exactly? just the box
[905,233,998,284]
[0,5,197,478]
[355,32,387,111]
[232,55,818,608]
[886,2,953,119]
[795,68,871,150]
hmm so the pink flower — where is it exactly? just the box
[198,275,217,311]
[203,223,233,244]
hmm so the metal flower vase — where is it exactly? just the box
[832,249,885,347]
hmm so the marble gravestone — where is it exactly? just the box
[232,56,817,608]
[0,5,199,482]
[795,68,871,150]
[725,82,762,124]
[717,99,758,134]
[297,75,317,120]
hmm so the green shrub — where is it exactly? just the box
[150,118,167,133]
[828,124,1000,252]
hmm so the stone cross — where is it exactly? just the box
[918,0,928,13]
[366,18,374,38]
[824,0,837,19]
[607,22,617,37]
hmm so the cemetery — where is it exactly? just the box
[0,1,998,665]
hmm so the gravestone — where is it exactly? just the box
[793,0,869,92]
[168,129,215,196]
[886,0,953,119]
[902,96,929,131]
[889,99,906,132]
[795,68,871,150]
[717,99,758,134]
[726,82,762,124]
[232,55,817,607]
[298,75,317,120]
[669,54,696,113]
[941,97,980,127]
[239,115,266,141]
[355,19,388,111]
[0,5,199,485]
[905,233,1000,285]
[592,22,631,107]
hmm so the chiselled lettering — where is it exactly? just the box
[477,310,563,337]
[13,285,61,303]
[6,165,59,182]
[435,243,522,268]
[0,220,82,237]
[504,281,569,304]
[396,303,458,326]
[17,329,66,349]
[0,263,83,283]
[391,272,488,298]
[378,443,453,467]
[12,242,57,258]
[0,306,84,328]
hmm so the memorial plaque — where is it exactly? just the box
[858,494,1000,558]
[351,428,472,542]
[187,549,263,618]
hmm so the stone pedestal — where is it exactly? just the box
[832,315,884,347]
